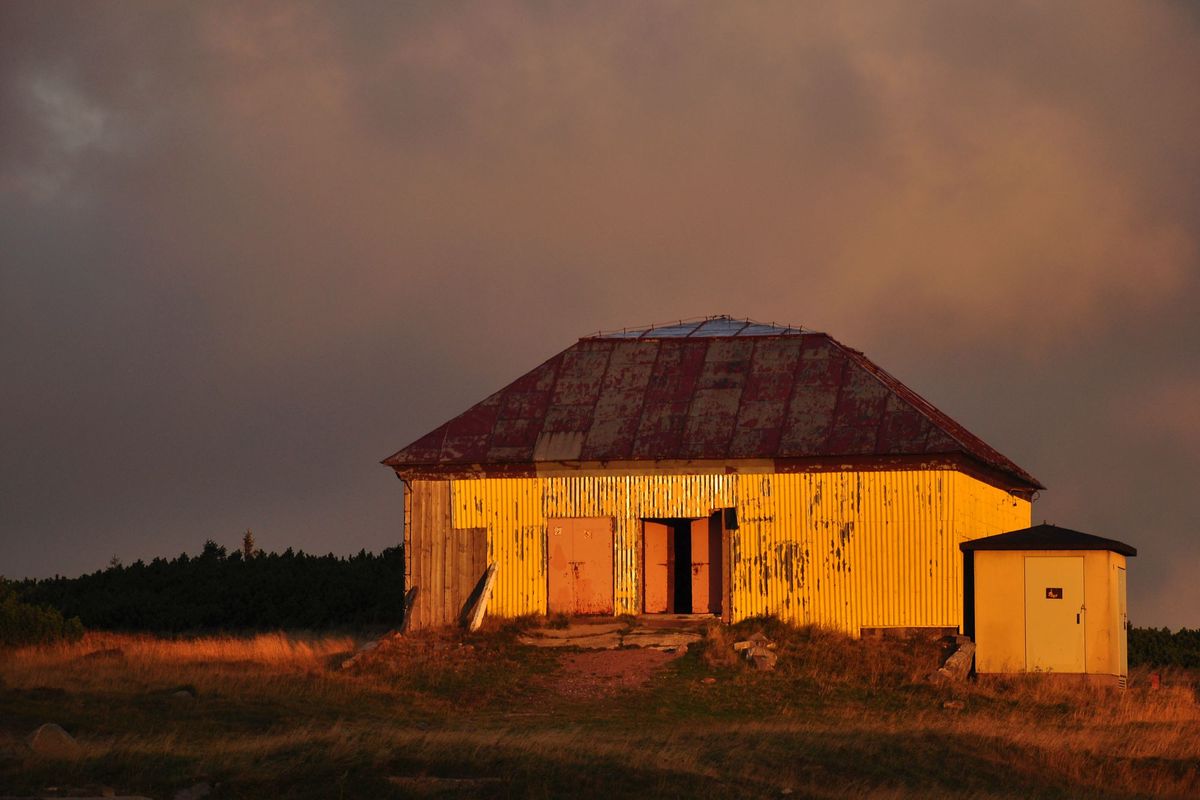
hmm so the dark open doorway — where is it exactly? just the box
[671,520,693,613]
[643,514,722,615]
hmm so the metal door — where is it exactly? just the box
[690,518,719,614]
[643,521,671,614]
[548,522,574,614]
[1024,556,1086,673]
[547,518,614,615]
[1117,566,1128,677]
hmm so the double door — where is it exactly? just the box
[547,517,614,615]
[643,517,722,614]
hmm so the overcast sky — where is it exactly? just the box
[2,1,1198,628]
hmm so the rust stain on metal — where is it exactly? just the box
[384,317,1042,492]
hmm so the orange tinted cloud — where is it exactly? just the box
[2,1,1199,626]
[12,2,1195,356]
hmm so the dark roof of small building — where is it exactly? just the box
[384,315,1042,488]
[961,524,1136,556]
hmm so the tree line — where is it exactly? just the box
[0,581,84,645]
[12,537,406,633]
[6,537,1200,670]
[1128,626,1200,669]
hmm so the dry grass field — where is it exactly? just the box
[1,621,1198,799]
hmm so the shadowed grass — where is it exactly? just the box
[1,627,1197,798]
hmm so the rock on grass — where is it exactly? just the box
[29,722,81,758]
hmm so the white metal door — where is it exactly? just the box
[1024,556,1086,673]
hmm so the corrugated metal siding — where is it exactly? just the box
[438,469,1032,631]
[953,471,1031,542]
[732,471,954,628]
[451,478,545,619]
[452,475,737,618]
[785,471,953,630]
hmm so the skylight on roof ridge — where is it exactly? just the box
[588,314,807,339]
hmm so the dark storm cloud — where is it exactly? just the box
[1,1,1198,626]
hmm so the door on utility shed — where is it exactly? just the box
[1117,566,1128,677]
[1024,556,1086,673]
[547,518,614,615]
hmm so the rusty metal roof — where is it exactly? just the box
[384,316,1042,489]
[961,525,1135,556]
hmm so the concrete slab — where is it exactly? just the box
[633,614,714,629]
[519,620,705,651]
[517,632,624,649]
[622,631,703,648]
[532,623,627,639]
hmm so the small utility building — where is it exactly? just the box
[963,525,1135,685]
[383,316,1043,631]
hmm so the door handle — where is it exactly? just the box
[1076,613,1080,624]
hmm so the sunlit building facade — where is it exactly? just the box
[384,316,1040,633]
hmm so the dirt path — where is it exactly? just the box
[519,617,709,699]
[550,647,686,699]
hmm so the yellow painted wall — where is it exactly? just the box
[973,551,1027,673]
[448,469,1030,633]
[973,549,1129,677]
[1091,550,1128,677]
[953,472,1031,542]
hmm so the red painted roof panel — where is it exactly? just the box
[383,317,1042,488]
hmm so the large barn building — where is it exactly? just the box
[383,316,1042,632]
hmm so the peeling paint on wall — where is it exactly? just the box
[444,469,1029,633]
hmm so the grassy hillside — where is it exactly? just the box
[1,621,1197,799]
